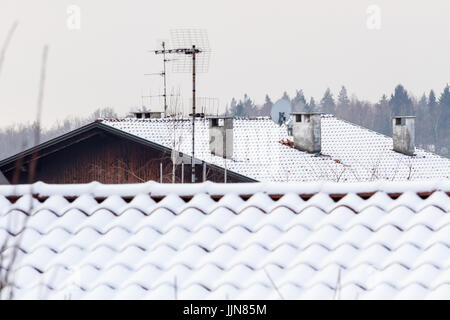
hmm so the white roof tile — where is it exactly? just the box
[0,181,449,299]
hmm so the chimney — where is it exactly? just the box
[209,116,233,159]
[291,112,321,153]
[132,111,163,119]
[392,116,415,155]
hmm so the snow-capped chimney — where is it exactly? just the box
[209,116,233,159]
[392,116,415,155]
[291,112,321,153]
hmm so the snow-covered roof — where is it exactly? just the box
[1,180,450,300]
[100,116,450,182]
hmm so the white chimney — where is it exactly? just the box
[209,117,233,159]
[392,116,415,155]
[291,112,321,153]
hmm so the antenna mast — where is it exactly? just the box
[145,41,169,117]
[155,46,202,182]
[153,29,210,183]
[162,41,168,117]
[191,45,196,184]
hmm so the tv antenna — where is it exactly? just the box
[193,97,220,116]
[145,41,179,117]
[153,28,211,183]
[141,86,180,113]
[168,86,183,116]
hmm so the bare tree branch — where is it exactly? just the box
[264,267,284,300]
[28,45,49,183]
[0,21,18,78]
[1,45,49,300]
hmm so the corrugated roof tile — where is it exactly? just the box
[0,181,449,299]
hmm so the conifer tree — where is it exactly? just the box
[320,88,336,114]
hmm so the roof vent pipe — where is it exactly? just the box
[392,116,415,155]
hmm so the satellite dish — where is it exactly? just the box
[270,99,292,125]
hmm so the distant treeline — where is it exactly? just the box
[0,85,448,160]
[0,108,117,159]
[226,84,450,158]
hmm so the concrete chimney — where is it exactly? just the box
[291,112,321,153]
[132,111,163,119]
[209,117,233,159]
[392,116,415,155]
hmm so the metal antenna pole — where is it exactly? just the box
[162,41,168,117]
[153,29,210,182]
[191,45,196,183]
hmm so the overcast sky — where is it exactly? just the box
[0,0,449,128]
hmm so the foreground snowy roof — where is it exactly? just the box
[100,116,450,183]
[1,180,450,300]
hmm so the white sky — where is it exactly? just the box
[0,0,449,128]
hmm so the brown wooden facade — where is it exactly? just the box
[0,123,254,184]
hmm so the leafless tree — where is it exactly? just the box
[0,44,49,299]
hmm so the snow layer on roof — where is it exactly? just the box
[1,179,449,198]
[100,116,450,182]
[0,181,449,300]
